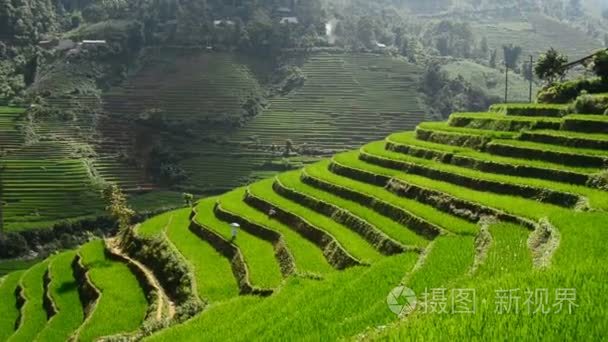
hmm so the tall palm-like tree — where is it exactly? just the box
[503,44,523,102]
[0,164,5,240]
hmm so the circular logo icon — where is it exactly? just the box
[387,286,417,316]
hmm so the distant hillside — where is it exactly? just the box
[170,52,426,194]
[472,14,603,60]
[442,60,538,102]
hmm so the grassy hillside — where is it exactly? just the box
[472,14,603,60]
[173,53,426,193]
[443,60,539,102]
[0,107,104,232]
[0,101,606,340]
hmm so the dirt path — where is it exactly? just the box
[106,237,176,321]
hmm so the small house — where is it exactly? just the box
[280,17,299,25]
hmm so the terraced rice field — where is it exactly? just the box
[176,53,427,192]
[0,107,25,153]
[472,14,603,60]
[1,102,606,340]
[0,106,106,231]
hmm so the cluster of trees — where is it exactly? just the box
[421,62,499,120]
[134,0,326,53]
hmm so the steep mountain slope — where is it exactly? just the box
[0,103,606,340]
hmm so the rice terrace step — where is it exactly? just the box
[1,3,608,340]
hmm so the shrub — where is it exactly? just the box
[571,94,608,114]
[535,48,568,86]
[592,50,608,82]
[0,233,29,258]
[537,77,608,103]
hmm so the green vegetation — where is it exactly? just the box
[2,97,608,339]
[9,260,49,342]
[195,198,284,289]
[443,60,537,103]
[219,189,333,276]
[76,240,148,342]
[164,208,239,302]
[0,271,24,341]
[249,179,383,264]
[148,253,420,342]
[36,251,84,341]
[277,171,429,248]
[2,0,608,337]
[0,259,39,276]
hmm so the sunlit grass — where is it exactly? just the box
[164,208,239,302]
[8,260,50,342]
[194,198,283,289]
[361,142,608,209]
[36,251,84,341]
[277,170,429,248]
[248,178,383,264]
[219,188,334,276]
[76,240,148,342]
[0,271,25,341]
[306,160,477,235]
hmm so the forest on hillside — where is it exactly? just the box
[1,0,607,111]
[0,0,607,252]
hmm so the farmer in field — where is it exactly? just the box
[268,207,277,219]
[230,222,240,241]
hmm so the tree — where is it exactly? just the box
[0,164,4,240]
[479,36,489,56]
[284,139,294,157]
[489,49,497,68]
[103,184,135,235]
[183,193,194,208]
[535,48,568,85]
[592,50,608,82]
[502,44,523,102]
[357,16,376,49]
[567,0,583,18]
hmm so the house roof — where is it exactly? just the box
[280,17,299,24]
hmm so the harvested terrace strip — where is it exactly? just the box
[193,198,283,292]
[9,260,50,342]
[386,132,598,186]
[75,240,148,342]
[358,143,585,209]
[219,188,334,276]
[0,271,25,341]
[248,179,384,264]
[303,160,475,236]
[36,251,84,342]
